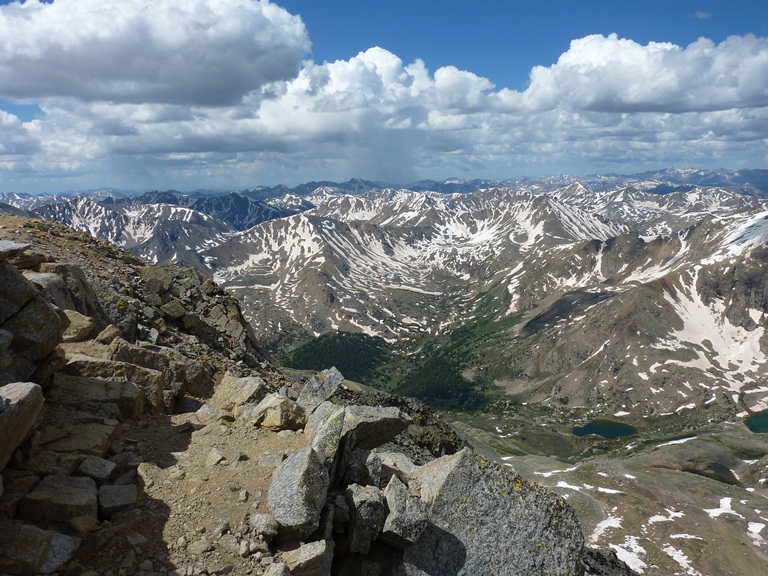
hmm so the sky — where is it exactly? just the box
[1,0,768,193]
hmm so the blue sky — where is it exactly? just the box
[281,0,768,90]
[1,0,768,193]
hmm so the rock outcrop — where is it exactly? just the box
[0,218,288,574]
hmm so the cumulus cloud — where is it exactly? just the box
[517,34,768,113]
[0,2,767,192]
[0,0,309,105]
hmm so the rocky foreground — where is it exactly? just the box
[0,215,633,575]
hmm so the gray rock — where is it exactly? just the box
[237,393,305,431]
[108,337,170,371]
[263,563,291,576]
[2,293,68,362]
[250,513,279,540]
[63,353,164,410]
[343,450,381,487]
[281,540,332,576]
[195,403,225,425]
[159,299,187,320]
[379,475,428,548]
[296,367,345,415]
[188,538,213,555]
[0,520,51,575]
[77,455,117,484]
[8,247,53,270]
[403,448,584,576]
[0,240,30,261]
[37,262,104,320]
[210,372,268,411]
[341,405,411,451]
[136,462,163,488]
[184,359,213,397]
[0,473,40,519]
[19,475,98,526]
[378,451,419,486]
[0,382,44,470]
[98,484,138,519]
[24,272,78,314]
[141,266,173,295]
[346,484,386,555]
[267,446,329,541]
[42,421,120,457]
[305,401,345,467]
[0,259,38,324]
[49,372,145,419]
[260,451,286,468]
[40,530,81,574]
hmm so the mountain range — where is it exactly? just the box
[2,168,767,424]
[3,167,768,574]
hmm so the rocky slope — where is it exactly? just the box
[0,215,631,575]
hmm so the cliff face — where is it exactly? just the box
[0,215,633,576]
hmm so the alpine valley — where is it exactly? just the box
[4,167,768,575]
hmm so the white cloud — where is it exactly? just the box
[0,0,309,105]
[519,34,768,113]
[0,3,767,193]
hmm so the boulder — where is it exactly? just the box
[341,405,411,451]
[210,372,268,411]
[76,456,117,484]
[263,564,291,576]
[249,513,279,541]
[403,448,584,576]
[108,338,178,377]
[345,484,386,555]
[296,367,345,415]
[63,353,164,410]
[94,324,122,345]
[98,484,138,519]
[195,403,226,425]
[8,247,53,270]
[378,452,419,486]
[281,540,332,576]
[42,421,121,457]
[141,266,173,295]
[61,310,97,342]
[49,372,144,419]
[237,393,305,431]
[0,382,44,470]
[0,520,51,575]
[0,259,38,324]
[343,450,381,488]
[19,475,98,526]
[39,530,81,574]
[37,262,104,321]
[0,473,40,519]
[0,240,30,261]
[305,401,345,467]
[159,299,187,320]
[379,475,428,549]
[267,447,329,541]
[2,293,68,362]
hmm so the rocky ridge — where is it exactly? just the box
[0,215,633,575]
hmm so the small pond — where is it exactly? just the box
[572,420,638,439]
[745,411,768,433]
